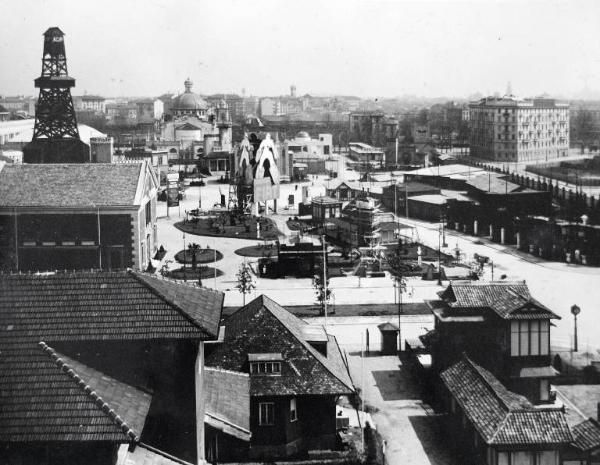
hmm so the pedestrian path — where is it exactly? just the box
[346,354,458,465]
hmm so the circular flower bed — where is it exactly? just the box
[164,266,224,281]
[174,248,223,264]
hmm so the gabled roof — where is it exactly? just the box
[441,356,572,446]
[0,270,223,444]
[206,295,354,397]
[176,122,203,131]
[0,163,149,208]
[438,281,559,320]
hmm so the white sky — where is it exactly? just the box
[1,0,599,99]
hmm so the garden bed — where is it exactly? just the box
[164,266,224,281]
[175,214,281,240]
[174,248,223,264]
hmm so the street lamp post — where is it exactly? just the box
[571,304,581,352]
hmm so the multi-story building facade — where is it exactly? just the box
[259,98,283,117]
[80,95,106,113]
[0,161,158,272]
[469,97,569,162]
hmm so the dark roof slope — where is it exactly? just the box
[441,356,572,446]
[438,281,559,320]
[0,270,223,342]
[0,163,143,207]
[206,295,354,396]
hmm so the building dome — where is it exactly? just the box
[172,78,208,111]
[296,131,310,140]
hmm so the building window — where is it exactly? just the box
[511,320,549,356]
[250,361,281,374]
[290,398,297,422]
[145,201,152,226]
[259,402,275,426]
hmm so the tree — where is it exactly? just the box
[236,261,256,306]
[572,109,595,151]
[312,263,332,316]
[188,242,201,270]
[385,241,412,349]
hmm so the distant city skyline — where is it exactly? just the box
[2,0,600,100]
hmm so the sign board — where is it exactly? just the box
[166,173,179,183]
[253,178,280,203]
[167,186,179,207]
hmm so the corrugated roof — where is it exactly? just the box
[0,163,144,207]
[206,295,354,397]
[441,356,572,446]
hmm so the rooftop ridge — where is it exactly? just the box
[205,366,250,378]
[134,269,222,295]
[38,341,139,442]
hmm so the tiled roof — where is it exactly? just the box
[0,163,143,207]
[204,367,250,441]
[206,295,354,397]
[0,342,144,443]
[572,419,600,452]
[0,270,223,444]
[439,281,559,320]
[0,270,223,343]
[441,356,572,446]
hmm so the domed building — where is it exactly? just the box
[171,78,209,119]
[160,78,233,175]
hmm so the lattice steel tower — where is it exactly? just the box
[24,27,89,163]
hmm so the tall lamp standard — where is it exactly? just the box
[571,304,581,352]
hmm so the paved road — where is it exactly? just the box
[346,353,458,465]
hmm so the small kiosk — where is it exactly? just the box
[378,322,399,355]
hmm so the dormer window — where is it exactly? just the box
[248,353,283,375]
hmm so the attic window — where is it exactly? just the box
[250,361,281,374]
[248,353,283,375]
